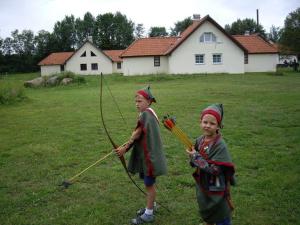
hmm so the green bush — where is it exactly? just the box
[57,71,75,81]
[73,75,86,84]
[0,82,27,104]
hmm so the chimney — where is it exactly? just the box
[87,36,93,43]
[256,9,259,27]
[193,14,201,20]
[244,30,250,35]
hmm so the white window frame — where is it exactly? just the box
[200,32,217,43]
[91,63,98,70]
[80,63,87,71]
[195,54,205,65]
[212,54,222,64]
[154,56,160,67]
[117,62,121,69]
[244,53,248,64]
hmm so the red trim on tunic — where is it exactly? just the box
[194,134,234,196]
[138,120,154,177]
[198,134,221,160]
[208,160,235,170]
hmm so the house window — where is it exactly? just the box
[80,51,86,57]
[117,62,122,69]
[60,65,65,72]
[200,32,217,43]
[154,56,160,67]
[80,64,87,71]
[91,63,98,70]
[244,53,248,64]
[91,51,96,56]
[213,54,222,64]
[195,54,205,64]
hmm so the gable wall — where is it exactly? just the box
[65,42,112,75]
[112,62,123,73]
[169,21,245,74]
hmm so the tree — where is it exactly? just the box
[267,25,282,43]
[94,12,134,49]
[170,17,193,36]
[75,12,96,47]
[279,7,300,58]
[225,18,266,37]
[2,37,13,55]
[52,15,77,51]
[10,29,34,55]
[134,23,145,39]
[148,27,168,37]
[34,30,52,61]
[0,37,3,55]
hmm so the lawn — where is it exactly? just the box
[0,70,300,225]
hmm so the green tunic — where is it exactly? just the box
[128,108,167,177]
[192,135,235,224]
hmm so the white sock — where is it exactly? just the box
[145,208,153,215]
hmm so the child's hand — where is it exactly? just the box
[186,147,196,157]
[115,145,127,157]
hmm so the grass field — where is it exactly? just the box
[1,70,300,225]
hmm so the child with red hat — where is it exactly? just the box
[186,103,236,225]
[115,86,167,224]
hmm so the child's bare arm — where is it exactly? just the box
[115,127,142,157]
[128,126,142,144]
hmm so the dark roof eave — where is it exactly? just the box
[120,54,166,58]
[38,63,65,66]
[248,52,279,54]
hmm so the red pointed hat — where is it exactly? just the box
[201,103,223,125]
[136,86,156,103]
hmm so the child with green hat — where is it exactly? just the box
[186,103,236,225]
[115,86,167,225]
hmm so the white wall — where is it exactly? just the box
[169,21,245,74]
[246,54,278,72]
[123,56,168,76]
[66,42,112,75]
[40,65,61,76]
[112,62,123,73]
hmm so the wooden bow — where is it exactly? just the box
[99,73,147,196]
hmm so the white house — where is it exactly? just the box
[233,35,278,72]
[120,15,278,75]
[38,15,278,76]
[38,41,123,76]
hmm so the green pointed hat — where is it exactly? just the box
[136,86,156,103]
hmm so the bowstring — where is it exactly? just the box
[102,74,129,130]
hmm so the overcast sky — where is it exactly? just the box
[0,0,299,38]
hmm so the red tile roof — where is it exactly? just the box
[233,35,278,54]
[39,17,278,65]
[103,50,124,62]
[38,52,74,65]
[120,37,179,57]
[120,15,247,58]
